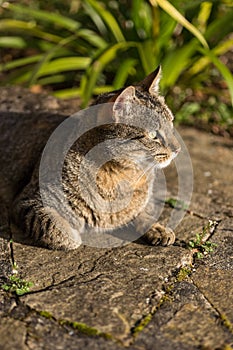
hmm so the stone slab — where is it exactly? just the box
[134,281,233,350]
[14,243,192,341]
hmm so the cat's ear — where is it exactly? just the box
[113,86,137,122]
[138,65,162,95]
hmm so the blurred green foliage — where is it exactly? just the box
[0,0,232,132]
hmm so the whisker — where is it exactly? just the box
[134,160,157,185]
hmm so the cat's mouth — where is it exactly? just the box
[155,152,176,168]
[155,153,169,161]
[155,154,170,169]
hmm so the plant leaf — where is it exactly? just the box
[0,19,62,43]
[33,57,91,76]
[28,34,78,86]
[0,36,26,48]
[188,38,233,75]
[4,3,80,32]
[85,0,125,42]
[199,47,233,106]
[0,55,43,72]
[11,57,91,84]
[80,41,137,106]
[77,29,107,49]
[196,1,212,33]
[161,39,198,88]
[37,74,67,86]
[149,0,209,48]
[53,88,82,99]
[113,58,137,89]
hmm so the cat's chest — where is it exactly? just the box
[96,162,150,200]
[62,149,157,229]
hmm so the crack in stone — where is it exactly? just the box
[190,277,233,335]
[23,271,116,296]
[127,267,185,345]
[174,225,233,336]
[22,274,77,295]
[133,239,233,337]
[186,209,208,219]
[166,219,233,336]
[128,286,174,346]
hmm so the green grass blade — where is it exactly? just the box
[77,29,107,49]
[0,19,62,43]
[4,3,80,32]
[55,86,124,100]
[199,48,233,106]
[0,55,43,72]
[188,38,233,75]
[157,16,176,51]
[150,0,209,48]
[113,58,137,89]
[85,0,125,42]
[82,1,108,36]
[28,34,78,86]
[137,42,156,75]
[0,66,34,85]
[37,74,66,86]
[131,0,153,39]
[205,10,233,42]
[11,57,91,84]
[93,85,114,94]
[55,86,116,99]
[53,88,82,99]
[80,41,137,106]
[37,57,91,76]
[0,36,26,49]
[196,2,212,32]
[161,39,198,88]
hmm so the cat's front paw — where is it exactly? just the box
[143,223,175,246]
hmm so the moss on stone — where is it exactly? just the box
[38,310,54,319]
[219,313,233,333]
[176,267,192,282]
[59,319,113,340]
[132,313,153,336]
[222,345,233,350]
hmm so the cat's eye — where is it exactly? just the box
[148,131,158,139]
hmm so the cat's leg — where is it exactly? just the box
[142,223,175,246]
[11,189,82,250]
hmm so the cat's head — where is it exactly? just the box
[110,66,181,169]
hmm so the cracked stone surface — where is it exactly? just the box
[134,280,233,350]
[15,244,192,340]
[0,88,233,349]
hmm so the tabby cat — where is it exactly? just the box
[0,66,180,250]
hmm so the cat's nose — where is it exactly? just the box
[170,142,181,152]
[172,145,181,159]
